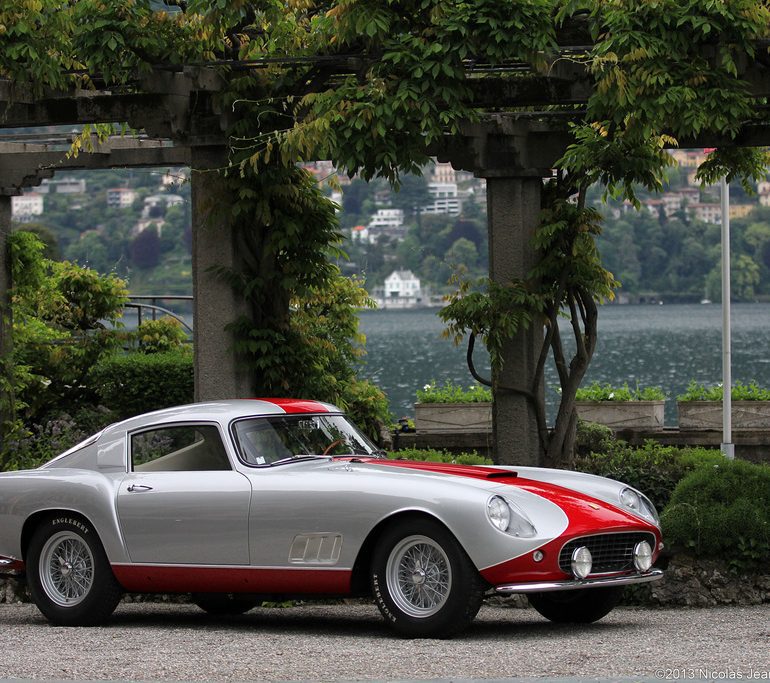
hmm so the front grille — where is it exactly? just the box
[559,532,656,575]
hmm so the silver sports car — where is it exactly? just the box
[0,399,662,637]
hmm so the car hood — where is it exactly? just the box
[353,458,658,530]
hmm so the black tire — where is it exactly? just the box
[528,586,623,623]
[26,515,122,626]
[370,518,485,638]
[192,593,258,615]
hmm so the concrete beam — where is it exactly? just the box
[0,138,190,193]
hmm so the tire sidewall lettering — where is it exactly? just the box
[51,517,90,535]
[372,572,397,622]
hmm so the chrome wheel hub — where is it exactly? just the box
[39,531,95,607]
[386,535,452,618]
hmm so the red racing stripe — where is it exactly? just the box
[251,399,333,414]
[111,564,352,594]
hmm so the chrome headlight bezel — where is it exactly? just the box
[487,495,511,532]
[486,495,537,538]
[620,487,660,526]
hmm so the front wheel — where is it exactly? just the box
[370,518,485,638]
[26,515,122,626]
[527,586,623,623]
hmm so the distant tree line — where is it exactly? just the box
[597,198,770,303]
[13,169,192,295]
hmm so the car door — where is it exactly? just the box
[117,423,251,565]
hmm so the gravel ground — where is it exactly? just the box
[0,602,767,682]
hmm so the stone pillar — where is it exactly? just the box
[0,195,11,357]
[485,176,543,466]
[190,147,252,400]
[0,195,12,452]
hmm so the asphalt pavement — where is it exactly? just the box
[0,601,767,682]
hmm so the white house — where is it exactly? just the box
[422,182,461,216]
[37,177,87,194]
[11,193,44,222]
[106,188,137,208]
[367,208,406,242]
[142,193,184,217]
[691,202,722,224]
[376,270,423,308]
[368,208,404,230]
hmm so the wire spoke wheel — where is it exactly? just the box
[386,535,452,618]
[39,531,95,607]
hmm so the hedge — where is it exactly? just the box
[661,459,770,570]
[90,350,194,420]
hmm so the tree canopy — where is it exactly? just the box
[3,0,770,462]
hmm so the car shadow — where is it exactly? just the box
[103,602,636,640]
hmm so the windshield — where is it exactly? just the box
[232,414,378,466]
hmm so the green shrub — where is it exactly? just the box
[338,378,391,444]
[416,381,492,403]
[388,448,493,465]
[2,406,115,471]
[572,440,725,511]
[7,232,127,423]
[661,459,770,570]
[575,419,616,456]
[90,350,193,420]
[678,380,770,401]
[576,381,665,401]
[133,316,189,353]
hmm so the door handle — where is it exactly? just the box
[127,484,153,492]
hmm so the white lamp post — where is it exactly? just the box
[720,176,735,459]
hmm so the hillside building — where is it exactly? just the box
[373,270,423,308]
[11,193,44,222]
[106,187,137,208]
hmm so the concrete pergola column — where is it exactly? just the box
[0,195,12,451]
[484,175,543,466]
[190,146,252,400]
[439,119,570,466]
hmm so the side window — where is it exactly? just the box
[132,425,231,472]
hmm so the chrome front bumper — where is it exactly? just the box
[494,568,664,594]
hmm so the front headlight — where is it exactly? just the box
[487,496,511,531]
[620,487,659,525]
[487,495,537,538]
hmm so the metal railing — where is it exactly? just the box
[126,295,194,334]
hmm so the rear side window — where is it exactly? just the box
[131,425,231,472]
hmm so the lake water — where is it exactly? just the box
[357,303,770,425]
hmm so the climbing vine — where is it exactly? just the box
[3,0,770,461]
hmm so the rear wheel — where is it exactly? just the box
[527,586,623,623]
[27,515,122,626]
[370,518,485,638]
[192,593,259,615]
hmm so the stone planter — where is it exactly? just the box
[575,400,665,430]
[414,402,492,434]
[678,400,770,430]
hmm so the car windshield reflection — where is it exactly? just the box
[232,414,377,466]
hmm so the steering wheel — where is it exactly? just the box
[322,439,346,456]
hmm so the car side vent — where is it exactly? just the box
[289,533,343,565]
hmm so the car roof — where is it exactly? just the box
[42,399,344,467]
[102,399,342,436]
